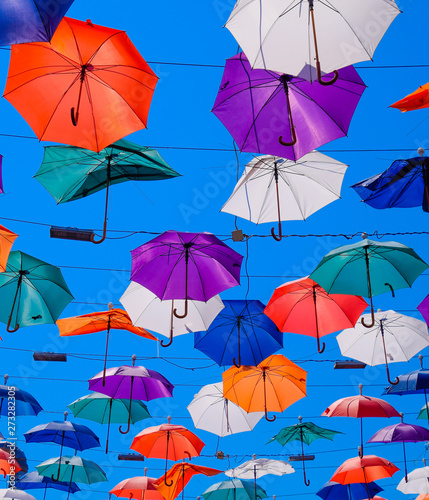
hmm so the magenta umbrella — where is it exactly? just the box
[368,413,429,481]
[130,231,243,321]
[211,53,366,161]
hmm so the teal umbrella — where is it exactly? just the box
[67,392,151,453]
[0,251,73,332]
[266,417,343,486]
[202,479,267,500]
[34,139,181,244]
[309,236,428,328]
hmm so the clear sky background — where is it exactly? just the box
[0,1,429,499]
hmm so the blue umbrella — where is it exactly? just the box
[16,471,80,500]
[351,150,429,212]
[194,300,283,367]
[0,1,75,47]
[0,376,42,416]
[316,481,383,500]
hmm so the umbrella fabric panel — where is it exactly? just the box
[368,422,429,443]
[384,369,429,395]
[316,481,383,500]
[331,455,399,484]
[0,385,43,417]
[36,456,107,484]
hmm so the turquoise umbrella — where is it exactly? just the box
[0,251,73,332]
[34,139,180,244]
[67,392,151,453]
[309,236,428,328]
[202,479,267,500]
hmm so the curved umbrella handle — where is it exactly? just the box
[6,317,19,333]
[184,451,192,460]
[316,63,339,86]
[173,298,188,319]
[71,107,78,126]
[161,329,174,348]
[361,307,375,328]
[278,125,297,147]
[265,408,276,422]
[303,467,310,487]
[51,467,61,482]
[90,179,110,245]
[316,336,325,354]
[119,417,131,435]
[232,357,241,368]
[385,282,395,298]
[270,223,282,242]
[0,468,6,479]
[164,471,173,487]
[388,374,400,385]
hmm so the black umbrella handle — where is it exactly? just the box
[119,376,134,434]
[361,248,375,329]
[6,273,23,333]
[161,303,175,347]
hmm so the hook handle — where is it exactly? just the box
[316,62,339,86]
[161,329,174,348]
[51,466,61,482]
[265,408,276,422]
[232,356,241,368]
[316,336,325,354]
[6,316,19,333]
[0,468,6,479]
[119,419,131,435]
[361,307,375,328]
[278,125,297,147]
[270,224,282,242]
[385,282,395,298]
[164,471,173,487]
[173,298,188,319]
[71,107,78,126]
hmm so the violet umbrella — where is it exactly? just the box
[130,231,243,321]
[88,355,174,434]
[368,412,429,482]
[212,53,365,162]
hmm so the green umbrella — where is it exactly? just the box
[67,392,151,453]
[34,139,181,244]
[267,417,343,486]
[309,236,428,328]
[202,479,267,500]
[0,251,73,332]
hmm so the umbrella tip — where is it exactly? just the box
[361,232,368,240]
[132,354,137,366]
[418,147,425,156]
[64,411,68,421]
[298,415,302,423]
[273,496,276,500]
[3,375,8,385]
[108,302,114,310]
[252,454,256,459]
[167,415,171,424]
[359,383,363,395]
[419,354,424,368]
[86,19,94,26]
[144,467,148,476]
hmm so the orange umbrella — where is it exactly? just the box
[57,303,157,384]
[153,463,221,500]
[0,225,18,273]
[222,354,307,422]
[110,474,165,500]
[416,495,429,500]
[130,417,205,485]
[4,17,158,153]
[390,83,429,112]
[0,449,22,477]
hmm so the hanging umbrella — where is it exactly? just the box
[3,17,158,153]
[322,384,400,455]
[212,53,365,162]
[264,276,367,353]
[0,250,73,332]
[397,462,429,494]
[0,442,27,474]
[16,471,80,499]
[0,1,75,46]
[316,480,383,500]
[120,282,224,348]
[130,417,205,485]
[0,490,36,500]
[309,235,428,328]
[418,293,429,325]
[337,310,429,385]
[391,84,429,112]
[202,479,267,500]
[0,376,42,416]
[88,355,173,435]
[57,304,157,383]
[67,392,151,453]
[110,475,164,500]
[187,382,264,437]
[223,354,307,422]
[225,0,400,84]
[221,152,347,241]
[0,225,17,273]
[0,450,21,477]
[267,416,342,485]
[351,150,429,213]
[153,463,221,500]
[34,140,180,244]
[368,413,429,482]
[131,231,243,319]
[194,300,283,367]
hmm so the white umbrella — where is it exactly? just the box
[397,465,429,494]
[221,152,347,241]
[0,490,36,500]
[337,310,429,385]
[187,383,263,437]
[120,282,224,347]
[225,0,400,84]
[225,457,295,479]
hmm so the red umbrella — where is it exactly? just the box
[264,277,367,353]
[322,384,400,455]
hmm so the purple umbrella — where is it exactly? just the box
[418,294,429,325]
[368,412,429,481]
[212,53,366,161]
[131,231,243,322]
[89,355,174,435]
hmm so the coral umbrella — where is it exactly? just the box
[264,277,367,353]
[0,449,21,477]
[322,384,400,455]
[3,17,158,153]
[222,354,307,422]
[130,417,205,486]
[153,463,221,500]
[0,441,27,474]
[0,225,17,273]
[391,83,429,112]
[57,304,157,384]
[110,474,164,500]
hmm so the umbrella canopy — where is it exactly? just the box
[264,277,367,353]
[131,231,243,319]
[120,282,224,348]
[36,456,107,484]
[0,449,22,476]
[351,152,429,213]
[390,83,429,112]
[16,471,80,494]
[0,1,75,46]
[397,465,429,494]
[0,225,18,273]
[0,442,27,474]
[0,490,36,500]
[0,381,42,417]
[309,236,428,328]
[194,300,283,367]
[316,481,383,500]
[110,476,164,500]
[337,310,429,384]
[223,354,307,421]
[0,250,73,332]
[220,152,347,240]
[34,140,180,244]
[225,458,294,479]
[418,293,429,325]
[153,463,221,500]
[225,0,400,83]
[212,53,365,162]
[4,17,158,153]
[383,355,429,402]
[187,382,264,437]
[202,479,267,500]
[331,455,399,484]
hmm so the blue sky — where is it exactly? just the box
[0,0,429,499]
